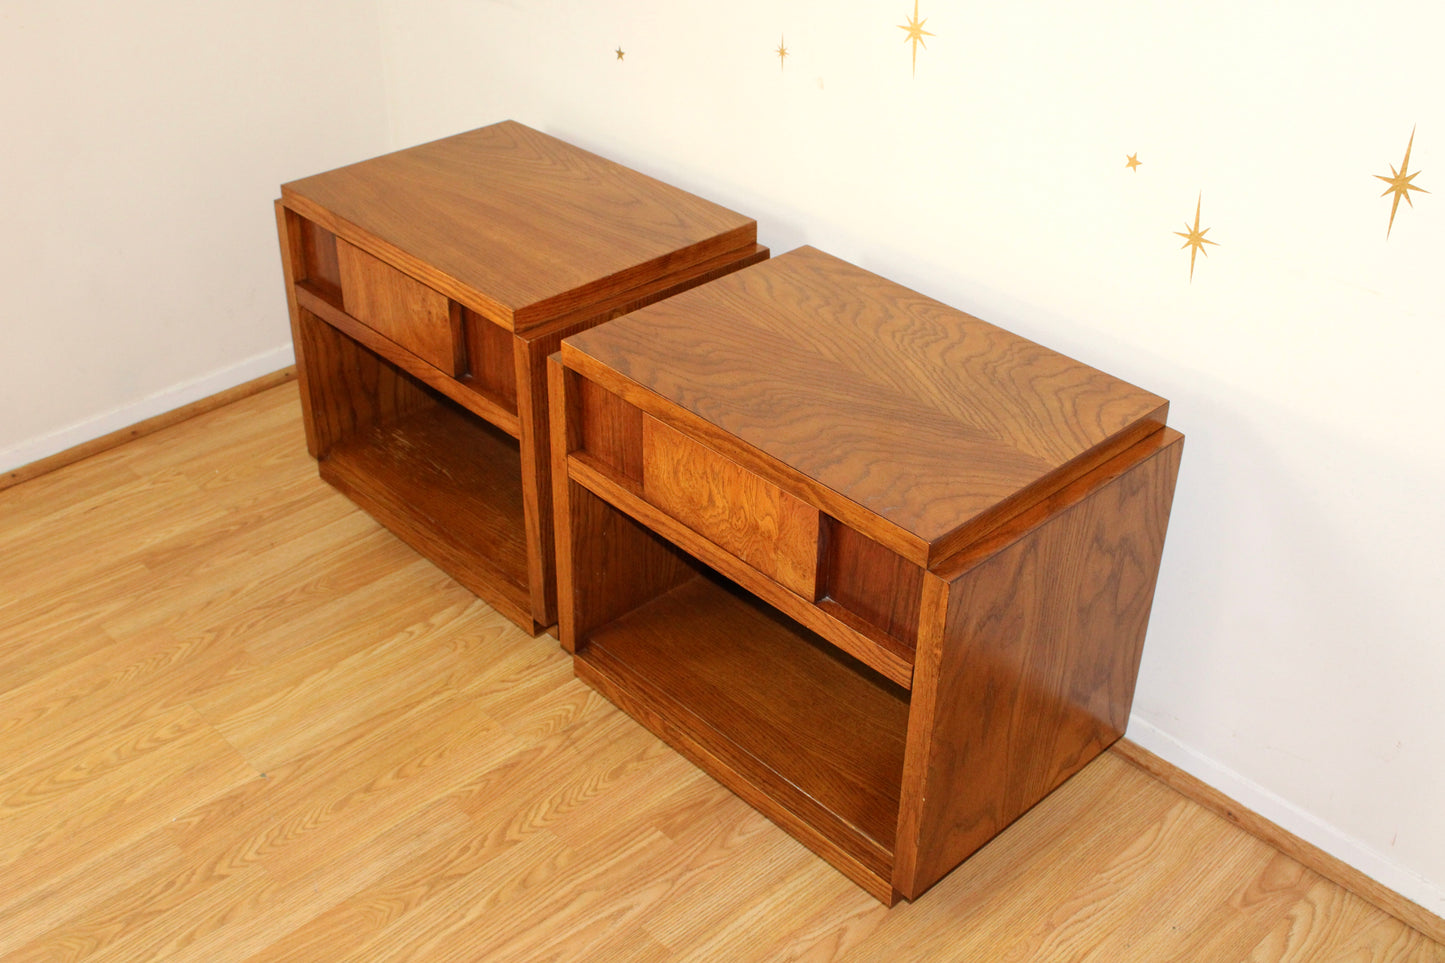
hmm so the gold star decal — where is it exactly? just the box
[1174,193,1218,282]
[1126,153,1142,171]
[898,1,934,77]
[776,36,788,71]
[615,47,625,61]
[1375,126,1427,238]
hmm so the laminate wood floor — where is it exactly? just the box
[1,382,1440,962]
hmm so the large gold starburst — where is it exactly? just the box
[1174,193,1218,282]
[776,36,788,71]
[1375,126,1427,238]
[898,1,934,77]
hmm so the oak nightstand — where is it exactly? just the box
[275,122,766,633]
[548,246,1183,903]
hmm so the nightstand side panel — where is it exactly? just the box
[897,430,1183,899]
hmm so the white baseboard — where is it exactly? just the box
[0,345,296,475]
[1127,715,1445,918]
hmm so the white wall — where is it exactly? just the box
[0,0,392,469]
[373,0,1445,912]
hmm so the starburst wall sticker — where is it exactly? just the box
[1376,126,1427,238]
[776,35,788,71]
[1175,193,1218,282]
[898,1,933,76]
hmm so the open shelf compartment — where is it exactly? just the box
[560,369,917,688]
[320,376,533,630]
[570,493,910,901]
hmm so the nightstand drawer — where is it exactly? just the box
[337,238,465,376]
[641,416,820,598]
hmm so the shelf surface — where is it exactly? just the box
[320,399,531,623]
[580,572,910,859]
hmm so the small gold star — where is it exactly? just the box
[1375,126,1427,238]
[898,1,934,77]
[1126,153,1142,171]
[1174,192,1218,282]
[615,47,625,61]
[776,36,788,71]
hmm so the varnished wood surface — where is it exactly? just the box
[642,416,821,599]
[295,286,521,439]
[462,308,518,410]
[2,382,1441,961]
[278,127,767,635]
[580,571,910,868]
[574,370,645,485]
[553,479,697,656]
[335,239,463,376]
[281,121,759,331]
[821,520,924,650]
[557,264,1181,903]
[897,429,1184,898]
[563,451,916,688]
[561,246,1168,566]
[320,398,534,632]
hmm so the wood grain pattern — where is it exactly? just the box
[279,126,765,634]
[462,306,518,410]
[293,214,340,301]
[821,519,924,649]
[336,239,464,376]
[1115,738,1445,949]
[289,305,433,459]
[555,246,1184,903]
[276,200,333,460]
[0,367,295,493]
[577,372,645,485]
[561,246,1168,566]
[576,572,908,903]
[564,454,915,688]
[575,648,900,906]
[295,287,519,438]
[554,480,697,655]
[513,322,605,630]
[896,429,1184,899]
[0,382,1439,961]
[643,416,821,598]
[506,243,769,631]
[550,357,697,656]
[583,573,910,850]
[280,121,759,332]
[319,397,534,632]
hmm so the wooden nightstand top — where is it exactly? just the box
[281,121,758,332]
[561,246,1169,562]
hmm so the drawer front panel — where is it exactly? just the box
[337,239,464,376]
[642,417,820,597]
